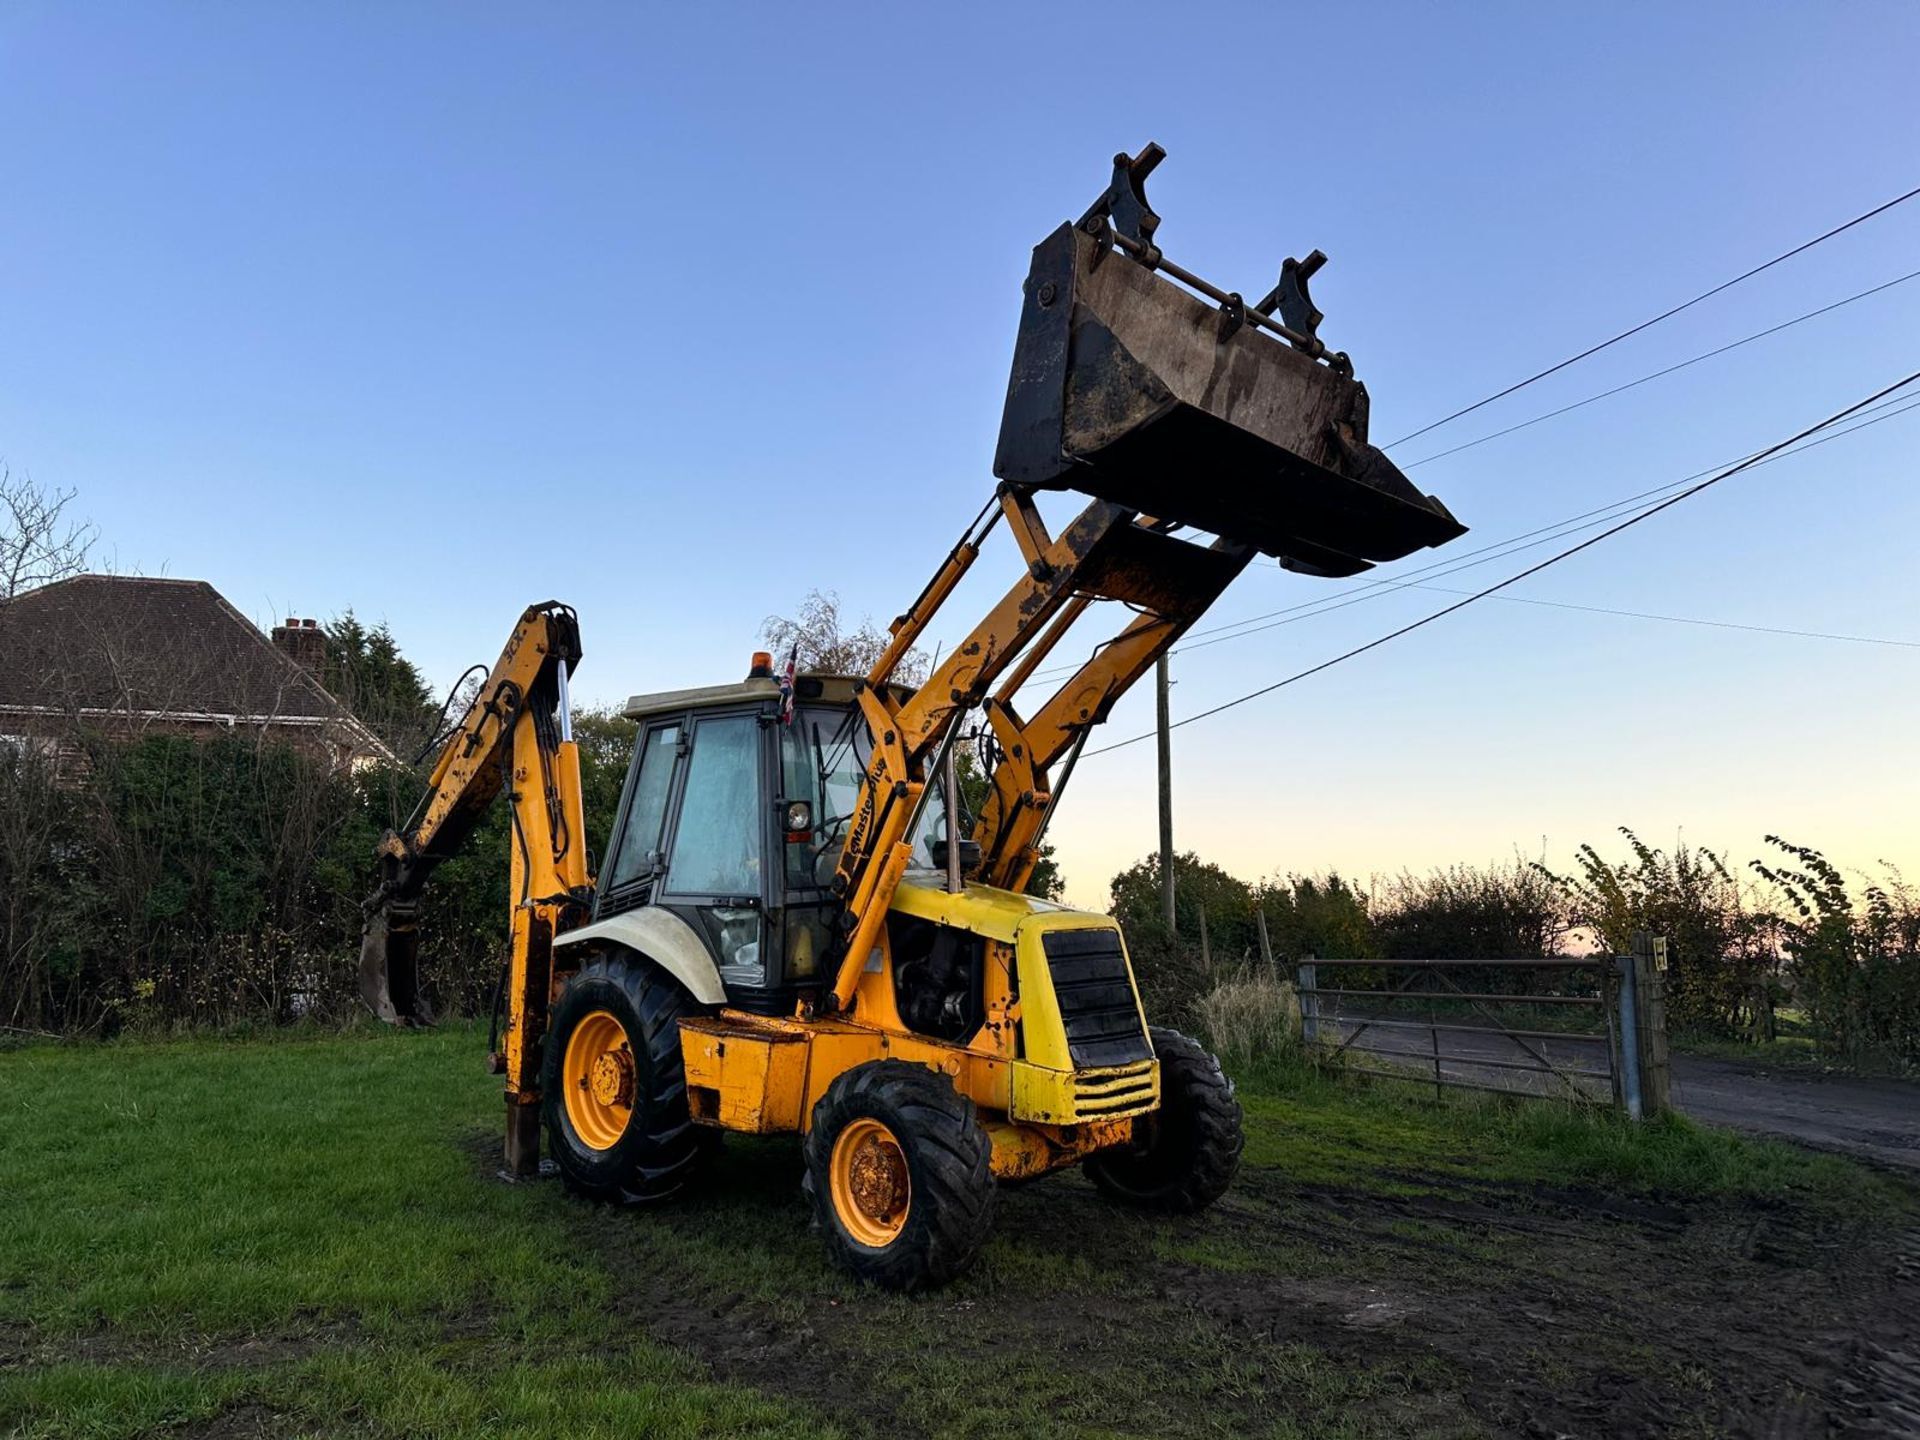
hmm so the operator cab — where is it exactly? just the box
[595,665,959,1016]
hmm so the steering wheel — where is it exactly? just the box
[808,810,855,887]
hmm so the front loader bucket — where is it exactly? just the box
[359,902,432,1027]
[995,151,1464,577]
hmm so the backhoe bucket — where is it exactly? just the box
[359,902,432,1027]
[995,218,1464,577]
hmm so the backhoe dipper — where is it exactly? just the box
[360,145,1464,1290]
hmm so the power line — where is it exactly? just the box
[1386,184,1920,448]
[1215,389,1920,635]
[1086,369,1920,758]
[1403,584,1920,650]
[1015,387,1920,685]
[1401,266,1920,470]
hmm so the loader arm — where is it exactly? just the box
[824,145,1465,1001]
[359,601,590,1162]
[822,492,1249,1008]
[968,533,1254,894]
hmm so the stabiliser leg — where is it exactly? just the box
[502,1095,542,1181]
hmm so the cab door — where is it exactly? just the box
[595,717,685,913]
[653,708,772,993]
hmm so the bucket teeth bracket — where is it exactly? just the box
[1217,291,1247,341]
[1256,250,1329,353]
[995,144,1468,570]
[1077,143,1165,270]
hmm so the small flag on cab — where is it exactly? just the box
[778,645,798,726]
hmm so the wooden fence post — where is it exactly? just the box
[1599,956,1626,1113]
[1633,932,1671,1118]
[1298,956,1319,1045]
[1750,979,1776,1043]
[1198,904,1211,974]
[1255,906,1274,974]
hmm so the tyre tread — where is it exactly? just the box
[1085,1027,1243,1214]
[542,952,710,1204]
[803,1060,995,1291]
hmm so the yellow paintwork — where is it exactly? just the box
[504,715,590,1104]
[1010,1058,1160,1128]
[405,482,1244,1173]
[683,1009,1013,1125]
[982,1115,1137,1182]
[830,492,1255,1001]
[679,1002,1147,1180]
[379,605,588,1127]
[402,487,1234,1174]
[890,876,1156,1095]
[678,879,1160,1178]
[679,1013,810,1133]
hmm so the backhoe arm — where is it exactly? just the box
[358,602,591,1129]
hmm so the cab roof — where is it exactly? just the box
[621,673,912,723]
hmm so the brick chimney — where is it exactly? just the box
[271,616,326,676]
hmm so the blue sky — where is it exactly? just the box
[3,3,1916,907]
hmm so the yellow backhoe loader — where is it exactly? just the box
[360,145,1464,1290]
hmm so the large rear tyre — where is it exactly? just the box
[1085,1028,1242,1213]
[803,1060,995,1292]
[542,953,708,1203]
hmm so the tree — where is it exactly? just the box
[1257,873,1375,962]
[320,612,438,754]
[1751,838,1919,1063]
[0,468,95,601]
[1111,851,1258,957]
[762,589,928,684]
[1540,828,1769,1036]
[573,708,640,872]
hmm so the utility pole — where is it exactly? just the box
[1156,655,1176,934]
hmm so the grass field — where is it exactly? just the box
[2,1023,1914,1438]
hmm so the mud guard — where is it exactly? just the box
[552,906,728,1007]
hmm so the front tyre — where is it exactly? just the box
[542,954,708,1203]
[1085,1028,1242,1213]
[803,1060,995,1292]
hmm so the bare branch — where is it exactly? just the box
[0,468,96,601]
[762,589,928,685]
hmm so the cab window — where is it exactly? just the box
[780,706,870,890]
[665,713,763,897]
[779,704,954,887]
[605,721,680,892]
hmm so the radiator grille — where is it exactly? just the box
[1072,1060,1158,1117]
[1041,928,1153,1070]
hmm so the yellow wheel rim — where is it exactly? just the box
[562,1009,635,1152]
[830,1117,911,1248]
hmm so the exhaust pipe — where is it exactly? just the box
[995,145,1465,576]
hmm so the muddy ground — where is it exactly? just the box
[556,1136,1920,1439]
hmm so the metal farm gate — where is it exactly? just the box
[1294,933,1672,1118]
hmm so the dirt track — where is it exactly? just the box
[1323,1014,1920,1172]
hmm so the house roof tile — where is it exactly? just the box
[0,575,377,746]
